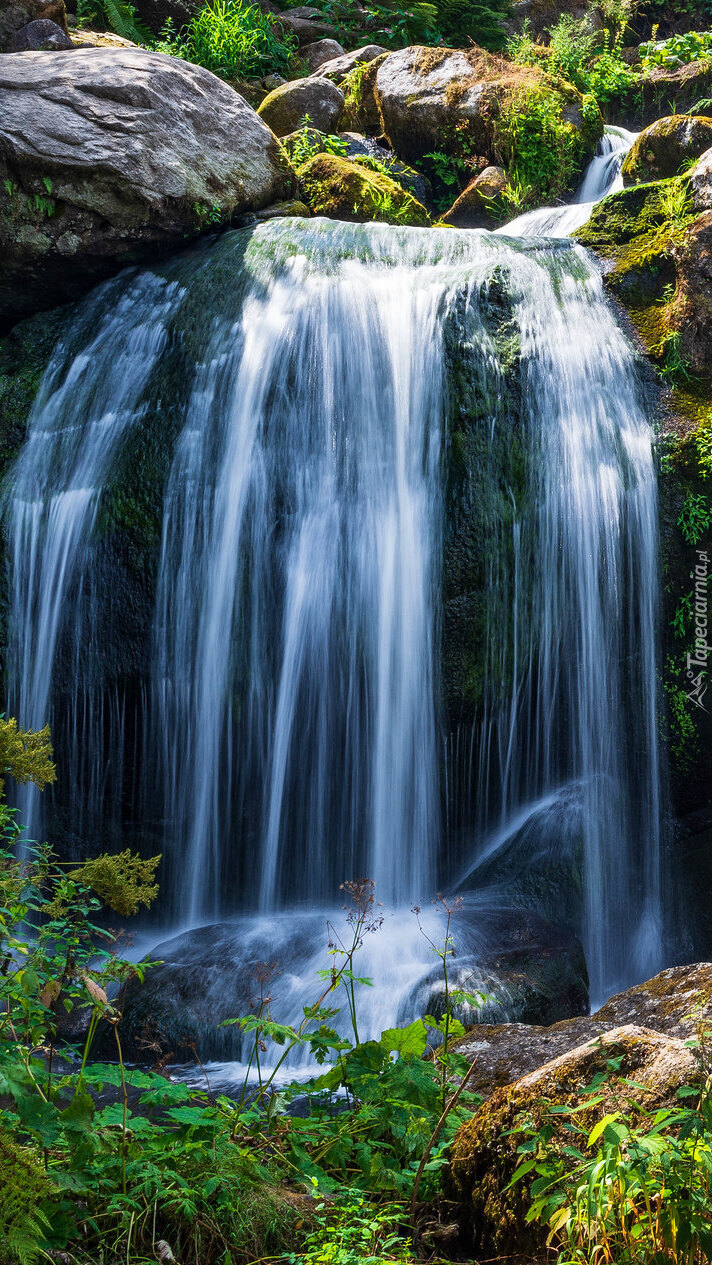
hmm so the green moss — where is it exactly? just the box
[298,153,431,225]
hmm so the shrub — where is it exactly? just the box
[154,0,296,80]
[508,17,638,107]
[494,85,597,205]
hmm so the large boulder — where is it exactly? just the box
[374,44,601,172]
[622,115,712,185]
[449,1023,700,1255]
[297,152,430,225]
[0,48,295,326]
[0,0,67,49]
[453,961,712,1100]
[257,75,345,137]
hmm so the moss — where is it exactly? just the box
[448,1028,700,1255]
[622,115,712,186]
[297,153,431,225]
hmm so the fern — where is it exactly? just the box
[0,1134,54,1265]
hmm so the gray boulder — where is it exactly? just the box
[0,0,68,48]
[258,74,344,137]
[7,17,73,49]
[0,48,296,326]
[314,44,388,84]
[301,37,344,71]
[375,44,599,166]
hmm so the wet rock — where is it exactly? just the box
[258,75,344,137]
[297,151,430,224]
[314,44,388,84]
[301,38,344,71]
[0,0,68,49]
[442,165,508,227]
[622,115,712,185]
[450,1022,700,1255]
[7,17,72,49]
[115,902,586,1062]
[453,961,712,1100]
[0,48,296,326]
[374,44,601,168]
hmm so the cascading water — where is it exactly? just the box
[3,125,664,1054]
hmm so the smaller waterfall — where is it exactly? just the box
[498,125,637,239]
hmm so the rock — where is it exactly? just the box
[449,1023,700,1255]
[688,146,712,210]
[0,0,68,48]
[453,961,712,1101]
[505,0,601,39]
[0,48,296,326]
[257,75,344,137]
[297,151,430,225]
[442,165,508,227]
[7,17,72,48]
[241,198,311,222]
[262,72,286,90]
[338,51,389,132]
[338,132,432,207]
[622,115,712,185]
[634,61,712,127]
[313,44,388,84]
[70,27,139,47]
[275,11,336,46]
[374,44,601,168]
[670,210,712,374]
[301,37,344,71]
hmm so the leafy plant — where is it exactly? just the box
[678,490,712,544]
[283,118,349,168]
[494,85,592,206]
[508,17,637,107]
[640,28,712,71]
[76,0,149,43]
[509,1038,712,1264]
[154,0,296,80]
[286,1187,413,1264]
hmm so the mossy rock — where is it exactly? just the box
[576,177,691,314]
[622,115,712,186]
[297,153,430,225]
[448,1024,700,1255]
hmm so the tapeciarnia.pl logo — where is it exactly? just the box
[686,548,709,712]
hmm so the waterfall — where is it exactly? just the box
[3,189,663,1011]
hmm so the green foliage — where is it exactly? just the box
[640,28,712,71]
[494,84,594,206]
[76,0,149,42]
[154,0,296,80]
[672,591,693,639]
[283,118,349,168]
[67,850,160,917]
[508,17,637,107]
[0,716,55,797]
[286,1188,412,1264]
[678,489,712,544]
[289,0,510,52]
[509,1037,712,1264]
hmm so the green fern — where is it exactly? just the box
[0,1133,54,1265]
